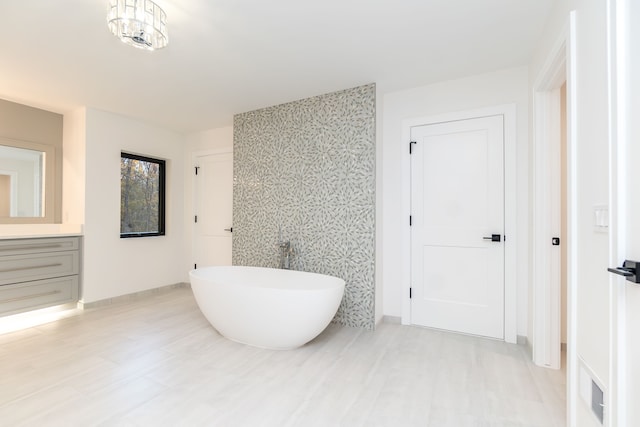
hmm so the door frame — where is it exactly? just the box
[401,104,517,344]
[531,12,578,426]
[531,33,567,370]
[607,0,629,424]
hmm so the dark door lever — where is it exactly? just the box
[607,267,634,277]
[608,260,640,283]
[483,234,501,242]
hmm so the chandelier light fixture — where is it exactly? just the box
[107,0,168,51]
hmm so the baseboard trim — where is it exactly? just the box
[381,315,401,324]
[79,282,190,310]
[517,335,533,358]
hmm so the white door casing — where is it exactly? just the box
[401,105,517,344]
[608,0,639,424]
[410,115,505,339]
[193,151,233,268]
[531,22,570,371]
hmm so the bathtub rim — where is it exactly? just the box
[188,265,345,291]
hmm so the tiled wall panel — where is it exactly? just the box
[233,84,376,329]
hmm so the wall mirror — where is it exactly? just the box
[0,138,54,223]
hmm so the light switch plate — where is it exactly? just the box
[594,205,609,232]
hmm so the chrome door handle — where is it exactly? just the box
[483,234,501,242]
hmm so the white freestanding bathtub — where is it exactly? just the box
[189,266,345,350]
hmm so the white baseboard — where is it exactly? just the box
[517,335,533,358]
[79,282,190,310]
[381,315,401,325]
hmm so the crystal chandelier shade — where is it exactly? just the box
[107,0,168,51]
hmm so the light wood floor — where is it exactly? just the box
[0,287,566,426]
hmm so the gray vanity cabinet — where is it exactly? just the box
[0,237,81,316]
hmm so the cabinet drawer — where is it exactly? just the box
[0,237,79,257]
[0,276,79,317]
[0,252,79,285]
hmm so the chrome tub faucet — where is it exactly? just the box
[277,240,293,269]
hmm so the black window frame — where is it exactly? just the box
[120,152,166,238]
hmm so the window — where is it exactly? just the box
[120,152,165,238]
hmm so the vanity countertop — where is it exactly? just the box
[0,224,83,240]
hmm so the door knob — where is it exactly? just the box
[224,227,233,232]
[483,234,501,242]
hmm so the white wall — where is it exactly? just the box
[71,108,187,303]
[183,126,233,280]
[381,67,530,337]
[185,126,233,153]
[571,1,611,424]
[572,2,611,425]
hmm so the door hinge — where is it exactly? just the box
[409,215,412,226]
[195,166,200,175]
[409,287,412,299]
[194,215,198,223]
[409,141,417,154]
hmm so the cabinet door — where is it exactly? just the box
[0,237,79,256]
[0,276,78,316]
[0,252,79,285]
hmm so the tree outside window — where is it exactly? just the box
[120,152,166,237]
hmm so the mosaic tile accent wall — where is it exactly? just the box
[232,84,376,329]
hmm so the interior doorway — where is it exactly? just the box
[532,35,571,371]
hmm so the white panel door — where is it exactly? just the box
[194,152,233,267]
[410,115,505,339]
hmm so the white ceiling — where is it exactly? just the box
[0,0,554,133]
